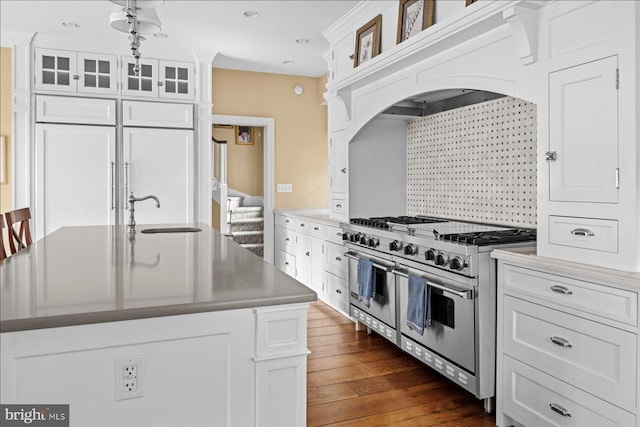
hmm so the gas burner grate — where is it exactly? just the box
[350,216,448,230]
[439,229,537,245]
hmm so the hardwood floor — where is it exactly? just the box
[307,301,496,427]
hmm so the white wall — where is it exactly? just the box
[349,117,407,218]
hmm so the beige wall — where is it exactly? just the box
[212,125,264,197]
[1,47,12,214]
[212,68,328,209]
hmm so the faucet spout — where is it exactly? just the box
[128,193,161,232]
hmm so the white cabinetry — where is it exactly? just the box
[121,57,195,100]
[34,96,117,239]
[329,133,348,219]
[123,127,194,224]
[274,212,349,315]
[35,48,118,95]
[496,254,639,427]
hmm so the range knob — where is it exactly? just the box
[368,237,379,248]
[425,249,437,261]
[342,232,351,241]
[404,244,417,256]
[389,240,403,251]
[350,233,361,243]
[359,235,368,245]
[435,253,449,266]
[450,257,465,271]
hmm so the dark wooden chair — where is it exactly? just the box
[6,207,32,255]
[0,214,7,261]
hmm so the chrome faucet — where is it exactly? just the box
[128,192,160,232]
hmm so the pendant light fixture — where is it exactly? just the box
[109,0,164,75]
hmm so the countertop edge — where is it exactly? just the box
[1,293,317,334]
[274,208,341,226]
[491,248,640,290]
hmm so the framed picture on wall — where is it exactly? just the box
[354,15,382,67]
[214,124,233,129]
[465,0,477,6]
[0,135,5,184]
[236,125,254,145]
[396,0,435,44]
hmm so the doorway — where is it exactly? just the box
[211,114,275,264]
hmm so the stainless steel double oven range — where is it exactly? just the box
[341,216,536,413]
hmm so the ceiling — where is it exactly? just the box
[0,0,360,77]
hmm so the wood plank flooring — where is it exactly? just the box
[307,301,496,427]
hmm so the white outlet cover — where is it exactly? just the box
[277,184,293,193]
[115,355,144,401]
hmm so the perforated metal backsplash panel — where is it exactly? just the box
[406,96,537,228]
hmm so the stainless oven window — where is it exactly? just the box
[431,291,455,329]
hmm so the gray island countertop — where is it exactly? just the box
[0,224,316,333]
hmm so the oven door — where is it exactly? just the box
[395,263,476,373]
[345,250,396,328]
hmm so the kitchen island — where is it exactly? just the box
[1,225,316,426]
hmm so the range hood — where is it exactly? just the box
[380,89,506,118]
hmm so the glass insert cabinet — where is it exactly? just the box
[121,58,194,100]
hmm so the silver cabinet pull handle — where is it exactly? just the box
[300,223,305,227]
[571,228,594,236]
[341,168,347,173]
[305,251,310,256]
[314,226,320,231]
[285,261,289,266]
[285,237,290,242]
[549,403,571,417]
[336,232,342,236]
[550,336,572,348]
[111,161,115,210]
[73,74,80,80]
[335,256,342,261]
[336,204,342,208]
[285,219,290,223]
[550,285,572,295]
[336,289,342,294]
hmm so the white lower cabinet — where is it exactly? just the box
[496,258,640,427]
[274,212,349,314]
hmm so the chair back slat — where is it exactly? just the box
[0,214,6,261]
[6,208,32,255]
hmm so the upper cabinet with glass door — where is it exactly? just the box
[121,57,194,100]
[34,48,118,95]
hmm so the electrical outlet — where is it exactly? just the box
[277,183,293,193]
[115,355,144,401]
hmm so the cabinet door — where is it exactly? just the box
[121,57,158,98]
[549,56,618,203]
[123,128,194,224]
[34,48,78,92]
[329,134,348,194]
[158,60,195,100]
[296,234,313,287]
[35,124,116,239]
[77,52,118,95]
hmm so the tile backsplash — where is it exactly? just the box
[406,96,537,228]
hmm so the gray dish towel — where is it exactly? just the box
[357,258,375,308]
[407,274,431,334]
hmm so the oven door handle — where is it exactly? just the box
[344,252,393,272]
[392,269,473,299]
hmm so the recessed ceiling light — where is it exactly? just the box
[154,32,168,38]
[243,11,260,18]
[295,38,310,44]
[62,22,80,29]
[282,60,295,65]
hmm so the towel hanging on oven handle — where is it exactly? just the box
[392,269,473,299]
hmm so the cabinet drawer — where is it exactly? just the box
[503,264,638,326]
[278,215,297,230]
[277,250,296,278]
[277,229,296,254]
[503,296,637,409]
[325,224,344,244]
[37,95,116,125]
[324,242,347,278]
[330,198,346,215]
[122,100,193,128]
[502,356,636,427]
[326,272,348,314]
[549,216,618,253]
[297,220,323,237]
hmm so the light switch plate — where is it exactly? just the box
[277,184,293,193]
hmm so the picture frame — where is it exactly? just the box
[354,15,382,67]
[396,0,435,44]
[465,0,477,6]
[214,124,234,129]
[0,135,5,184]
[235,125,254,145]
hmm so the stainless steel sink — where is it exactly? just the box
[140,227,202,234]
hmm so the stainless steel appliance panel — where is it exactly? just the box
[396,263,476,373]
